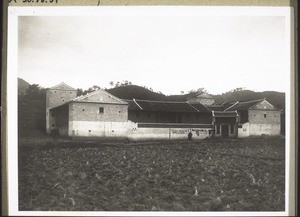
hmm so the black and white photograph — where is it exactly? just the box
[5,4,294,216]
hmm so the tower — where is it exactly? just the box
[46,82,77,134]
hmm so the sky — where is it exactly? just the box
[18,8,289,95]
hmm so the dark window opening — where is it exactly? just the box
[82,109,85,111]
[52,124,55,127]
[264,114,267,118]
[216,125,220,134]
[147,112,151,118]
[197,114,200,119]
[88,130,91,132]
[52,113,55,117]
[186,114,190,119]
[136,112,140,118]
[99,107,104,113]
[230,124,234,134]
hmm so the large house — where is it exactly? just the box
[225,99,282,137]
[46,82,282,140]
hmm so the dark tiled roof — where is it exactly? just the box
[213,111,238,117]
[227,99,264,111]
[190,103,213,113]
[206,105,225,111]
[138,123,213,128]
[123,100,141,111]
[124,99,211,113]
[135,99,196,112]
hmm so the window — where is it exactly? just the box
[52,113,55,117]
[99,107,104,113]
[186,114,190,119]
[136,112,140,118]
[147,112,151,118]
[264,114,267,118]
[52,124,55,127]
[82,109,85,111]
[216,125,220,134]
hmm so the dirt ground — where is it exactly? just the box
[18,138,285,211]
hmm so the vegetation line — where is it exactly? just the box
[19,141,284,161]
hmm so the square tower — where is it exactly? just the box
[46,82,77,134]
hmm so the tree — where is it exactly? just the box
[197,87,208,94]
[109,81,114,87]
[77,88,84,96]
[82,85,101,95]
[25,84,46,98]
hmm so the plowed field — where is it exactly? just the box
[18,138,285,211]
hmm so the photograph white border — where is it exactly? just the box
[7,6,293,216]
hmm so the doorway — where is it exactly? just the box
[221,124,229,138]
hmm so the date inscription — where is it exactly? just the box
[9,0,59,3]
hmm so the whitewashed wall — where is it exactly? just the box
[68,120,211,140]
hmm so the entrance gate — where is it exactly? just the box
[221,124,229,138]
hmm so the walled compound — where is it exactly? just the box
[46,82,282,140]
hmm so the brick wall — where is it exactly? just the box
[187,98,215,105]
[46,89,77,109]
[248,110,281,125]
[69,102,128,122]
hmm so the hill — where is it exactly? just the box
[17,78,285,137]
[107,86,285,109]
[107,85,168,101]
[18,78,30,95]
[214,90,285,109]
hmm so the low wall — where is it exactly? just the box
[68,121,212,140]
[69,121,135,137]
[238,122,280,137]
[249,123,280,136]
[238,122,250,138]
[129,127,211,141]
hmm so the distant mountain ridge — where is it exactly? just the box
[18,78,285,109]
[107,86,285,109]
[18,78,285,137]
[18,78,30,95]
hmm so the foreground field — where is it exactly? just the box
[19,138,285,211]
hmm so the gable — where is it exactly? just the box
[196,92,213,99]
[73,89,127,104]
[50,82,76,91]
[249,100,275,110]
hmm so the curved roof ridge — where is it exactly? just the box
[72,89,127,104]
[49,82,76,91]
[134,98,187,104]
[238,98,265,104]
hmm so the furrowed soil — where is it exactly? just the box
[18,138,285,211]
